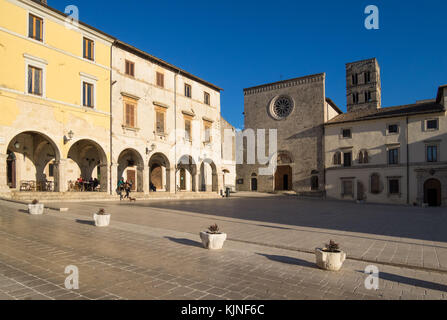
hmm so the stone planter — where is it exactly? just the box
[200,231,227,250]
[93,213,111,227]
[28,203,44,215]
[315,248,346,271]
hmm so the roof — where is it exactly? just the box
[326,101,445,125]
[30,0,222,92]
[114,41,222,92]
[243,73,325,92]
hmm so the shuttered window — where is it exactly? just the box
[29,14,43,41]
[125,60,135,77]
[370,174,381,194]
[185,119,191,141]
[83,38,94,61]
[28,66,42,96]
[156,110,165,134]
[204,92,210,105]
[156,72,164,87]
[125,103,136,127]
[184,84,191,98]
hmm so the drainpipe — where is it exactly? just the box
[406,116,409,205]
[109,44,114,195]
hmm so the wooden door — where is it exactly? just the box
[127,169,136,191]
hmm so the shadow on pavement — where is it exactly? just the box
[165,236,203,248]
[257,253,316,269]
[75,219,95,226]
[357,270,447,292]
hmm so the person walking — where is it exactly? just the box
[117,177,125,200]
[124,180,132,199]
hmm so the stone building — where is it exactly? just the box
[325,59,447,207]
[220,117,236,191]
[0,0,228,199]
[236,74,341,194]
[0,0,115,196]
[111,41,224,194]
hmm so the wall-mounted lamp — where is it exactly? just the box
[13,141,20,149]
[64,130,74,144]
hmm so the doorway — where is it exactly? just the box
[127,169,136,191]
[179,168,186,190]
[275,166,292,191]
[424,179,441,207]
[251,178,257,191]
[6,151,16,189]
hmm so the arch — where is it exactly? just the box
[6,131,61,191]
[117,148,145,192]
[67,139,108,192]
[199,159,218,192]
[424,178,441,207]
[177,155,197,191]
[222,169,230,189]
[149,152,171,192]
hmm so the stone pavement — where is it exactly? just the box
[0,199,447,300]
[50,195,447,271]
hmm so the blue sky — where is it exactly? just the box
[52,0,447,129]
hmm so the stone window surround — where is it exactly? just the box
[425,140,441,163]
[82,36,95,62]
[424,118,439,131]
[386,144,400,166]
[340,128,352,139]
[386,176,402,197]
[24,53,47,98]
[28,11,44,43]
[386,123,400,135]
[340,177,355,198]
[80,72,98,109]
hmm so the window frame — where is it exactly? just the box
[125,60,135,77]
[343,151,352,167]
[387,147,400,165]
[27,65,43,96]
[123,97,138,128]
[82,81,95,108]
[341,128,352,139]
[341,178,354,198]
[28,13,44,42]
[156,72,164,88]
[203,120,212,143]
[184,84,192,98]
[352,92,359,104]
[387,123,400,135]
[155,106,166,135]
[426,144,439,163]
[425,118,439,131]
[80,73,97,109]
[83,37,95,61]
[370,173,381,194]
[387,177,401,196]
[204,92,210,105]
[24,54,47,98]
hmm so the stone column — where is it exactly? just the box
[0,153,10,193]
[142,164,149,194]
[169,166,176,193]
[54,159,68,192]
[217,172,223,194]
[110,163,118,195]
[99,164,108,193]
[193,172,199,192]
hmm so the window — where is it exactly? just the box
[388,124,399,134]
[28,66,42,96]
[426,119,439,131]
[123,97,137,127]
[156,72,164,87]
[365,71,371,83]
[311,176,319,191]
[352,74,358,85]
[125,60,135,77]
[342,180,353,197]
[204,92,210,105]
[388,148,399,165]
[342,129,351,139]
[358,150,369,164]
[353,93,359,104]
[364,91,372,102]
[370,173,381,194]
[388,179,400,195]
[29,14,43,41]
[343,152,352,167]
[203,120,212,143]
[82,82,94,107]
[333,152,342,165]
[184,119,192,141]
[83,38,94,61]
[427,145,438,162]
[155,109,165,134]
[184,84,191,98]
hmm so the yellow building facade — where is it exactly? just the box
[0,0,115,194]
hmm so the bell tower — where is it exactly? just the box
[346,58,381,113]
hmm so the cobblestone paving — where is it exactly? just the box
[0,199,447,300]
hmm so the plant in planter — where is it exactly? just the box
[315,240,346,271]
[28,199,44,215]
[93,208,111,227]
[199,224,227,250]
